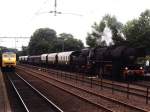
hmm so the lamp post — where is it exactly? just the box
[15,38,18,49]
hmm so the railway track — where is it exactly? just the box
[16,65,149,112]
[133,81,150,88]
[19,64,150,100]
[4,72,63,112]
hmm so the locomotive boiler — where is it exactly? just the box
[88,45,145,79]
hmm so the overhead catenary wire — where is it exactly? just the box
[34,0,50,15]
[32,0,83,17]
[29,0,50,22]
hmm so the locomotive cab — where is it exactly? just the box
[1,52,16,70]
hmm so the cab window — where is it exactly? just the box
[10,54,15,58]
[3,54,8,58]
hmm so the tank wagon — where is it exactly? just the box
[19,56,28,64]
[47,53,58,67]
[19,45,145,80]
[28,55,41,65]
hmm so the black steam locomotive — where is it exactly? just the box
[19,45,145,79]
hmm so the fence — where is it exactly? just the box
[21,64,150,104]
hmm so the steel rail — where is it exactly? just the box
[7,71,63,112]
[17,66,149,112]
[15,73,63,112]
[133,81,150,88]
[19,64,149,88]
[17,67,115,112]
[7,75,30,112]
[18,64,149,97]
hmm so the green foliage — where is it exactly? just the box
[57,33,84,51]
[0,46,7,51]
[86,14,125,47]
[86,21,106,47]
[101,15,125,45]
[123,9,150,50]
[17,46,28,58]
[146,56,150,60]
[0,46,7,55]
[21,46,28,55]
[28,28,57,55]
[86,33,97,47]
[22,29,84,55]
[0,47,17,53]
[104,15,124,45]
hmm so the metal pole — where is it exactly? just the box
[64,72,66,80]
[112,68,114,94]
[76,73,77,84]
[146,87,149,104]
[82,74,84,86]
[54,0,57,16]
[90,78,92,88]
[127,81,129,99]
[57,71,58,78]
[101,77,103,90]
[112,80,114,94]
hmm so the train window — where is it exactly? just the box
[3,54,8,57]
[10,54,15,58]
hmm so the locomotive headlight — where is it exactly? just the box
[140,67,143,70]
[125,67,128,70]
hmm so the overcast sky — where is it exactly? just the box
[0,0,149,50]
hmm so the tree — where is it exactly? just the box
[57,33,84,51]
[86,21,106,47]
[28,28,57,55]
[20,46,28,55]
[86,14,125,47]
[123,10,150,50]
[86,33,97,47]
[102,15,124,45]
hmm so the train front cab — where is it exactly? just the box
[1,53,16,72]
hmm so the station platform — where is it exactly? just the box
[0,69,11,112]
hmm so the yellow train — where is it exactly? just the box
[1,52,16,69]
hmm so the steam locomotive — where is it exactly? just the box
[19,45,145,79]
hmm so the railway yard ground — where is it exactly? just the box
[0,68,11,112]
[1,64,150,112]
